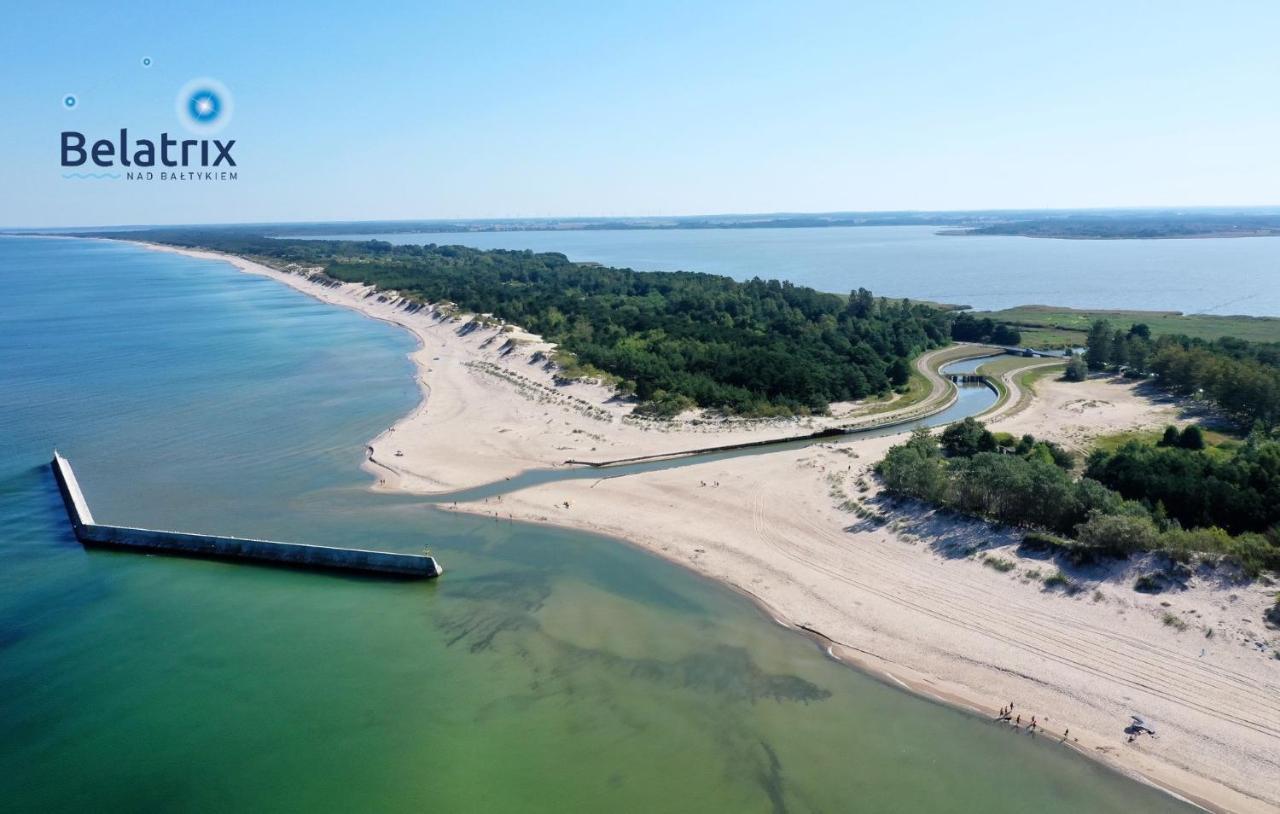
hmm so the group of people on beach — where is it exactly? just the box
[998,703,1155,747]
[997,702,1068,741]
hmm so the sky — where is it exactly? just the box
[3,0,1280,228]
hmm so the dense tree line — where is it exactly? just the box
[1084,319,1280,429]
[877,421,1279,574]
[950,313,1021,345]
[879,427,1129,535]
[122,230,969,415]
[940,417,1073,468]
[961,214,1280,239]
[1085,432,1280,536]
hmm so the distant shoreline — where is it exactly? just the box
[942,228,1280,240]
[9,204,1280,242]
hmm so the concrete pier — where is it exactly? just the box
[50,451,442,579]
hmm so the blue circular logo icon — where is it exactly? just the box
[176,78,233,134]
[141,56,153,68]
[63,94,78,109]
[188,89,221,123]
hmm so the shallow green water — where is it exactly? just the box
[0,237,1189,812]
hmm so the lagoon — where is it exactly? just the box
[304,224,1280,316]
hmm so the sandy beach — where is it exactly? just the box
[146,243,1280,813]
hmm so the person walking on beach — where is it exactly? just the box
[1016,715,1021,726]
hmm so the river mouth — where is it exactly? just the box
[0,237,1193,813]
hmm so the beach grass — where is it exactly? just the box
[1093,425,1241,455]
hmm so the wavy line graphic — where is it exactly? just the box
[62,172,121,180]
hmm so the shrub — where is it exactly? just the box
[1265,598,1280,629]
[983,556,1015,572]
[877,429,948,503]
[1020,531,1108,566]
[941,417,997,457]
[1021,531,1071,551]
[1064,356,1088,382]
[1074,511,1161,556]
[1179,425,1206,450]
[1133,574,1163,593]
[1224,534,1280,578]
[1043,570,1075,591]
[634,390,696,418]
[1160,611,1188,631]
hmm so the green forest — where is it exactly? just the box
[877,420,1280,575]
[1085,432,1280,536]
[120,230,972,416]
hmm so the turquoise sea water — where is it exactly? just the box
[0,237,1191,812]
[305,225,1280,315]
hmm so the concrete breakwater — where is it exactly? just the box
[50,452,442,578]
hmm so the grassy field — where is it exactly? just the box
[1014,361,1066,398]
[976,354,1056,377]
[1092,425,1242,456]
[971,305,1280,347]
[851,371,930,417]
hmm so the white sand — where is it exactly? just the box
[146,243,1280,813]
[994,370,1186,452]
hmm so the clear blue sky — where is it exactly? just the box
[4,0,1279,227]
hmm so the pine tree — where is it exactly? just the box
[1179,425,1206,450]
[1111,330,1130,368]
[1085,320,1113,370]
[1065,357,1088,381]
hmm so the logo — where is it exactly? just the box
[61,76,239,183]
[176,78,233,134]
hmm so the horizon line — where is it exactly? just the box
[7,203,1280,233]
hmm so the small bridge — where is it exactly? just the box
[994,346,1065,358]
[50,451,442,579]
